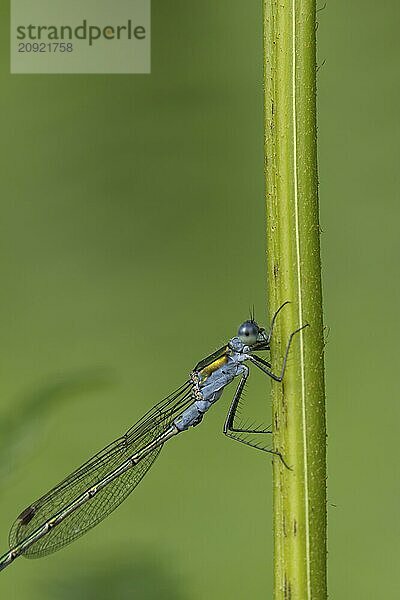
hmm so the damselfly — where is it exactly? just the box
[0,303,307,572]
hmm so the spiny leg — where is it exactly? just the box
[250,324,309,381]
[223,367,288,464]
[224,368,271,435]
[265,301,290,345]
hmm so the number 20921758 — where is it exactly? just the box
[18,42,73,53]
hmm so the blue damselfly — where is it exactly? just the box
[0,303,306,572]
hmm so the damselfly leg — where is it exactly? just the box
[223,324,309,467]
[223,373,289,465]
[250,324,309,381]
[265,301,291,345]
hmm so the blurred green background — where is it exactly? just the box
[0,1,399,598]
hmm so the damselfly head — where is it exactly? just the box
[237,320,266,346]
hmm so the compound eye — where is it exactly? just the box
[238,321,259,345]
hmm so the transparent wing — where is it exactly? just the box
[9,381,193,559]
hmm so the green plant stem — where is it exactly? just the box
[263,1,327,599]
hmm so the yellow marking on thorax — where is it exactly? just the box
[200,353,229,380]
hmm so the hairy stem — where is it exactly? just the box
[263,1,327,598]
